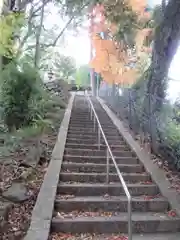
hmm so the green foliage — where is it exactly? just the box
[60,0,90,17]
[75,65,90,87]
[33,115,53,133]
[103,0,137,46]
[0,62,41,130]
[16,125,44,139]
[0,12,25,57]
[162,120,180,170]
[165,121,180,145]
[53,53,76,80]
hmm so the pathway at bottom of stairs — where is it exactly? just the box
[50,95,180,240]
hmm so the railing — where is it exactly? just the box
[85,94,132,240]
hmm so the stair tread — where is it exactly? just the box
[60,172,148,176]
[130,233,180,240]
[65,143,126,147]
[55,195,167,202]
[58,183,156,187]
[62,162,140,167]
[66,137,124,141]
[64,154,136,159]
[65,148,128,152]
[50,232,180,240]
[52,212,180,221]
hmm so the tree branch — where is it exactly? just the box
[42,0,90,48]
[16,0,50,55]
[18,0,90,54]
[31,0,50,17]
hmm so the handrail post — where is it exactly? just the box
[106,148,109,184]
[128,197,132,240]
[93,114,96,132]
[98,126,101,150]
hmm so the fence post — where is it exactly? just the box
[128,89,132,129]
[106,148,110,184]
[148,93,152,154]
[98,126,101,150]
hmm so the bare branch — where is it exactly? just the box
[16,0,50,55]
[42,0,90,47]
[18,0,90,55]
[31,0,50,17]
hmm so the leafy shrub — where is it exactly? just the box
[0,62,41,130]
[158,120,180,170]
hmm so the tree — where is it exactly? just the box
[145,0,180,114]
[52,52,76,80]
[75,64,90,87]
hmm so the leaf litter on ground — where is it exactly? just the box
[0,109,63,239]
[50,233,128,240]
[55,210,120,219]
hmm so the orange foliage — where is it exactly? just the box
[89,2,151,86]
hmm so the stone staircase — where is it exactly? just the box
[51,95,180,239]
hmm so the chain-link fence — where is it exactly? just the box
[99,82,180,170]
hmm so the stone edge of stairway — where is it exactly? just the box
[97,96,180,217]
[23,93,75,240]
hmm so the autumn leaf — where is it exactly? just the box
[167,210,177,217]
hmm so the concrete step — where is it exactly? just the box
[64,148,135,157]
[67,128,120,136]
[61,162,143,173]
[54,195,168,212]
[66,138,125,145]
[66,133,123,141]
[57,183,159,196]
[65,143,129,151]
[128,233,180,240]
[69,121,94,126]
[69,124,118,131]
[51,212,180,234]
[59,172,150,183]
[49,232,180,240]
[69,124,118,132]
[67,131,121,138]
[69,123,118,128]
[63,155,139,164]
[69,120,93,122]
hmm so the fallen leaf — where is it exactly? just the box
[167,210,177,217]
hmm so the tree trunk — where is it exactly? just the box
[34,0,45,68]
[145,0,180,114]
[142,0,180,151]
[161,0,167,14]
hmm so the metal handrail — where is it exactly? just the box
[85,94,132,240]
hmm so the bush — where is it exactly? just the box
[160,121,180,170]
[0,62,41,131]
